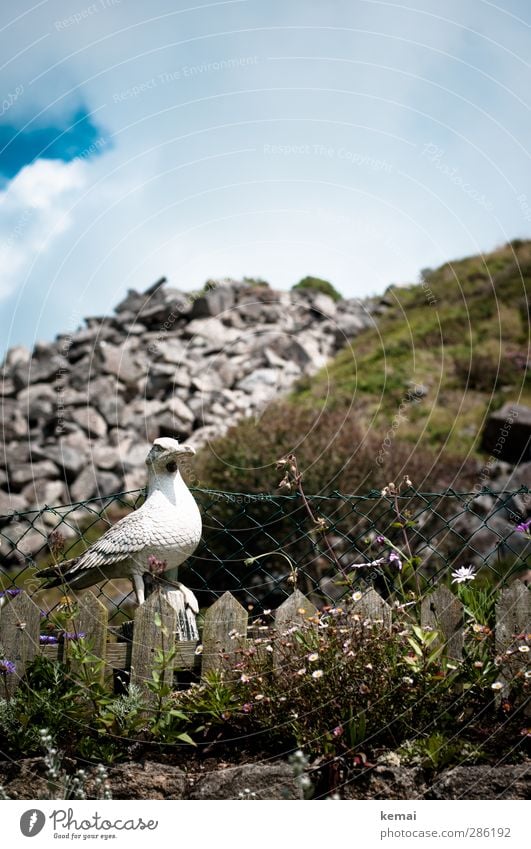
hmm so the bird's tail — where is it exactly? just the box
[35,559,79,588]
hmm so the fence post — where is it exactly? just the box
[353,587,392,630]
[495,580,530,700]
[70,591,109,686]
[273,590,318,672]
[421,586,464,661]
[130,589,177,701]
[202,592,248,680]
[0,591,40,697]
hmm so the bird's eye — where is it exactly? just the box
[166,461,177,473]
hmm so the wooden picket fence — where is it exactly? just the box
[0,582,529,700]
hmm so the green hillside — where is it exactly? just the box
[195,240,530,492]
[293,239,530,456]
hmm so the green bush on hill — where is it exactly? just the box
[292,276,343,302]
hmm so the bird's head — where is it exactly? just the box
[145,437,196,474]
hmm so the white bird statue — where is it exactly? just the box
[37,438,202,621]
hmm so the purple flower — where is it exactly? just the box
[375,535,386,545]
[0,588,21,598]
[39,635,59,644]
[63,632,86,640]
[389,551,402,570]
[332,726,344,737]
[516,518,531,533]
[241,703,253,713]
[0,659,16,675]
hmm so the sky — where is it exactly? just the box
[0,0,530,352]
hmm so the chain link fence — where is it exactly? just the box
[1,486,530,622]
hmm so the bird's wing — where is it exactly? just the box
[56,509,151,577]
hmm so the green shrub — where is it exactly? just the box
[292,276,343,302]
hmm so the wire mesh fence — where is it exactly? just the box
[1,486,530,623]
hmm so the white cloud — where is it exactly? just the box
[0,158,87,299]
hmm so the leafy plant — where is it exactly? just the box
[292,276,343,302]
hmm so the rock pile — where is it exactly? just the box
[0,277,382,521]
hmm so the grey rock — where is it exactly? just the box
[344,765,427,800]
[481,403,531,464]
[188,762,303,800]
[163,396,194,423]
[0,378,15,396]
[70,407,108,439]
[237,368,280,393]
[22,479,66,509]
[33,437,89,476]
[4,345,30,368]
[153,338,186,365]
[104,761,187,800]
[92,445,121,470]
[98,341,145,387]
[190,284,235,318]
[184,317,239,349]
[334,314,366,345]
[0,490,28,515]
[311,292,337,319]
[427,764,530,800]
[68,467,121,502]
[8,460,58,487]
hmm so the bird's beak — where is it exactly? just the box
[173,444,195,457]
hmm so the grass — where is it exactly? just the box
[291,239,531,458]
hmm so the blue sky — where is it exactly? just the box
[0,0,530,352]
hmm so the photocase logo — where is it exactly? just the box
[20,809,46,837]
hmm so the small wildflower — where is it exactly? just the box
[311,669,324,679]
[265,644,273,653]
[389,551,402,570]
[332,726,343,737]
[525,671,531,679]
[240,673,250,683]
[375,535,386,545]
[297,667,306,676]
[491,681,503,691]
[0,588,21,598]
[255,694,264,701]
[308,652,319,662]
[39,635,59,645]
[0,659,16,675]
[352,591,363,602]
[516,518,531,533]
[63,632,86,640]
[473,661,484,668]
[241,703,252,713]
[263,609,272,615]
[195,644,203,655]
[518,645,529,653]
[402,676,413,685]
[451,565,476,584]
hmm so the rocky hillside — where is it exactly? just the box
[0,277,384,518]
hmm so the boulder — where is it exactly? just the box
[8,460,58,487]
[184,317,239,349]
[481,404,531,464]
[189,284,235,318]
[21,478,66,508]
[98,341,145,387]
[188,762,302,800]
[70,406,108,439]
[0,490,28,516]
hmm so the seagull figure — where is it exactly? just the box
[37,437,202,610]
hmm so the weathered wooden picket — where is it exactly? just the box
[0,582,529,700]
